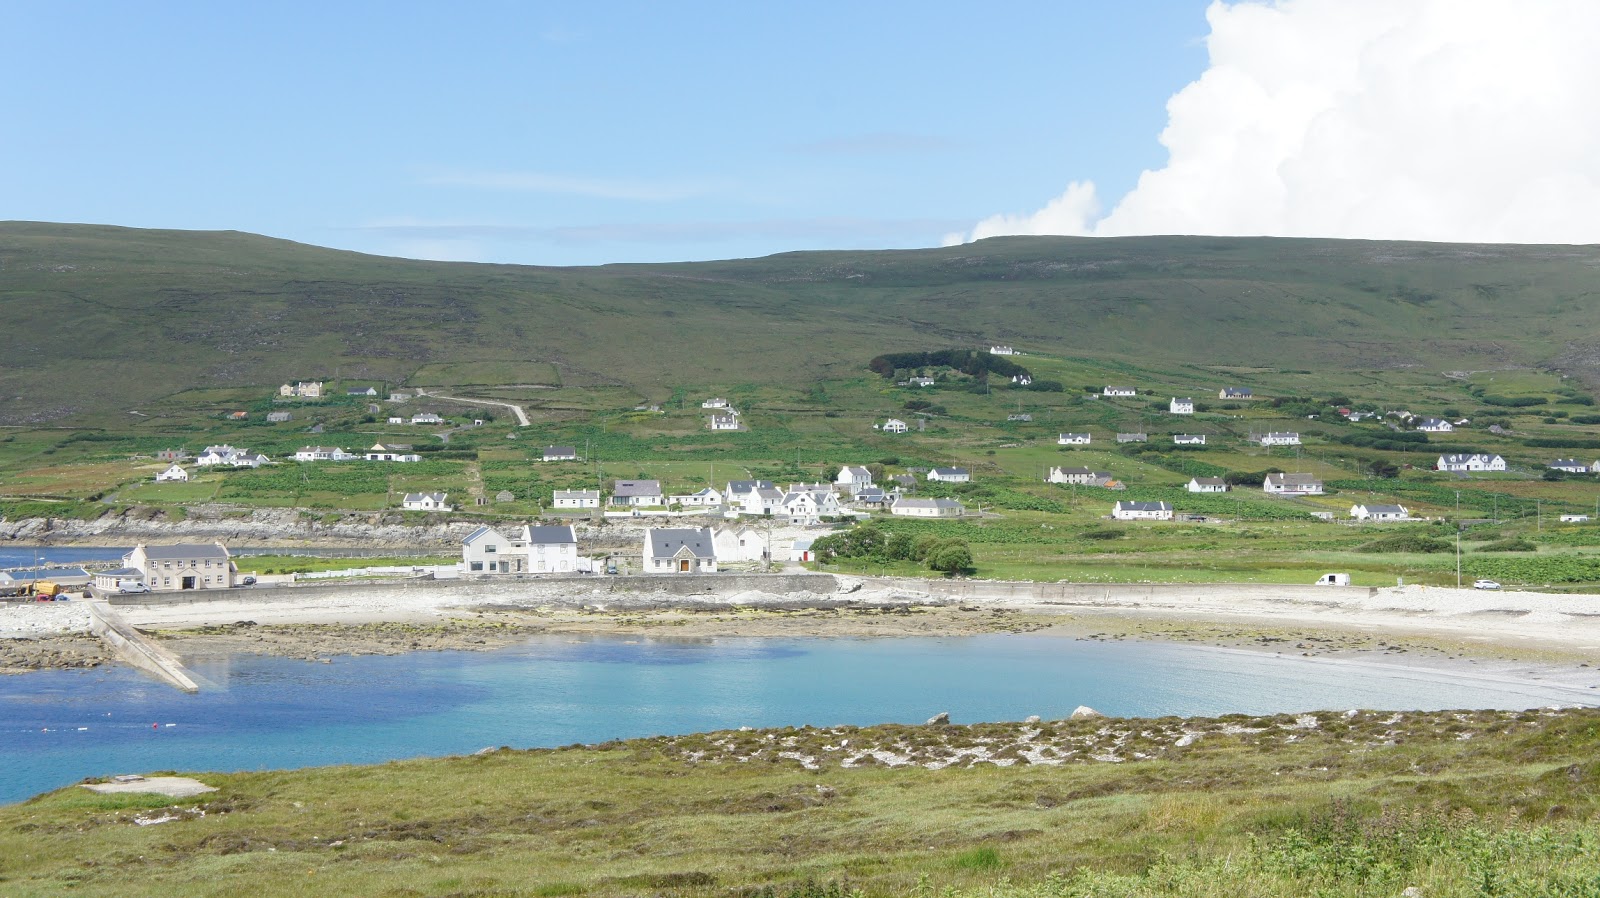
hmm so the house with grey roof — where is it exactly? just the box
[1263,473,1323,496]
[1187,477,1229,493]
[1057,433,1091,446]
[523,524,579,573]
[0,567,92,594]
[1112,501,1173,521]
[121,543,234,592]
[552,489,601,509]
[542,446,578,462]
[1350,503,1410,521]
[1219,387,1254,400]
[1436,453,1505,473]
[644,527,718,573]
[402,492,452,511]
[927,467,970,483]
[1116,432,1148,443]
[1549,459,1590,474]
[890,497,966,518]
[610,480,664,507]
[462,526,522,575]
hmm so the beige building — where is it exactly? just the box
[123,542,235,591]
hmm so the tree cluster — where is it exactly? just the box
[809,524,974,574]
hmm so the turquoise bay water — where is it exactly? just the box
[2,633,1591,804]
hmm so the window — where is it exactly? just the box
[485,545,496,553]
[470,562,483,571]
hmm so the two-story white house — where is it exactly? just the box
[1057,433,1092,446]
[1436,453,1506,473]
[644,527,718,573]
[835,465,875,492]
[552,488,601,509]
[524,524,579,573]
[122,543,235,591]
[713,525,766,563]
[739,485,786,516]
[1049,466,1111,486]
[1170,397,1196,415]
[1263,473,1323,495]
[462,526,523,575]
[1112,501,1172,521]
[708,414,740,431]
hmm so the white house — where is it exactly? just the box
[739,485,786,516]
[881,418,909,433]
[714,525,767,563]
[524,524,579,573]
[701,398,729,409]
[1219,387,1254,400]
[1117,432,1148,443]
[989,345,1016,355]
[725,479,773,505]
[891,497,966,517]
[1549,459,1590,474]
[780,487,841,525]
[1560,514,1591,523]
[462,526,522,575]
[610,480,664,507]
[1048,466,1108,485]
[1170,397,1195,414]
[388,392,412,402]
[851,486,890,508]
[708,414,740,431]
[552,489,601,509]
[907,376,937,387]
[155,464,190,483]
[669,486,724,507]
[1057,433,1091,446]
[1103,386,1137,397]
[1351,503,1410,521]
[1173,434,1206,446]
[365,442,420,462]
[122,542,234,592]
[1416,417,1455,433]
[1187,477,1228,493]
[266,411,292,423]
[789,538,815,563]
[410,412,445,425]
[1263,473,1324,495]
[294,446,358,462]
[1011,375,1032,386]
[1256,432,1301,446]
[402,492,452,511]
[1436,453,1506,473]
[644,527,718,573]
[195,444,268,468]
[92,567,146,592]
[927,467,970,483]
[387,416,405,425]
[836,465,874,492]
[1112,501,1173,521]
[542,446,578,462]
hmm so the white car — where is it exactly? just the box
[118,582,151,594]
[1473,579,1501,590]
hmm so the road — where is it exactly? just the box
[414,390,530,427]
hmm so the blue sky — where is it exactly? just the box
[1,2,1212,265]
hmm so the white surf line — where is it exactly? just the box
[414,390,530,426]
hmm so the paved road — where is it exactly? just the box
[415,390,531,427]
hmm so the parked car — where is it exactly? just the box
[1473,579,1501,590]
[118,582,151,594]
[240,576,257,586]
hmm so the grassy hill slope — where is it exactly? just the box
[3,222,1600,423]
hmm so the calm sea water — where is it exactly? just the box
[0,547,131,570]
[2,633,1592,804]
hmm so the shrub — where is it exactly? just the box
[1358,533,1453,553]
[1477,538,1537,552]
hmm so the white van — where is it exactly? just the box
[1314,573,1351,586]
[118,582,151,594]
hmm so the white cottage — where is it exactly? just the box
[1187,477,1228,493]
[1263,473,1323,495]
[1350,504,1410,521]
[1057,433,1091,446]
[155,464,190,483]
[891,497,966,517]
[552,489,601,509]
[1112,501,1172,521]
[402,492,452,511]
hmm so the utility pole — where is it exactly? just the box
[1456,525,1462,588]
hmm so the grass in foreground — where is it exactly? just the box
[2,709,1599,897]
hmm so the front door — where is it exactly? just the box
[679,559,690,572]
[181,576,196,590]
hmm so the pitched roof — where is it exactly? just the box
[646,527,715,559]
[462,525,504,545]
[612,479,662,497]
[525,524,576,545]
[930,467,969,476]
[543,445,577,457]
[1191,477,1227,486]
[1116,501,1172,511]
[1359,504,1407,514]
[134,543,230,560]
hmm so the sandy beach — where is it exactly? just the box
[3,576,1598,697]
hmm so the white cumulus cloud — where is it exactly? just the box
[952,0,1600,245]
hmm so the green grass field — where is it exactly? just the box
[2,708,1597,897]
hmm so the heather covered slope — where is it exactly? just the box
[3,222,1599,423]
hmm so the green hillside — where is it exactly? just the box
[3,222,1599,424]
